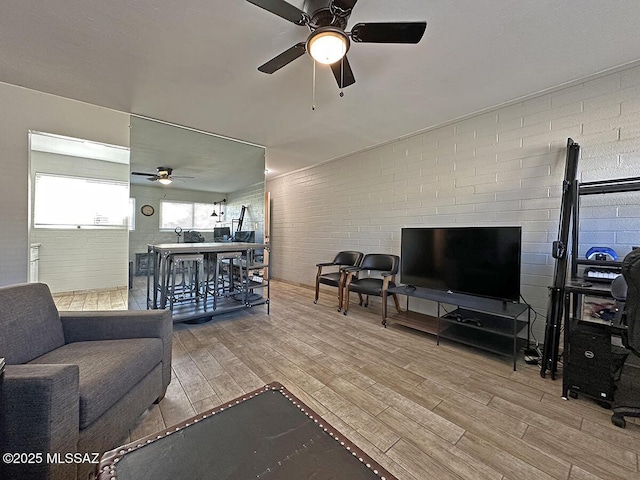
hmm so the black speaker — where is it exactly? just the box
[565,321,615,403]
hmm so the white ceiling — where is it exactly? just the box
[2,1,640,178]
[129,116,265,193]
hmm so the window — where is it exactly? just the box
[34,173,129,228]
[160,200,215,231]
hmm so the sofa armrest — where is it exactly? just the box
[60,310,171,343]
[60,310,173,391]
[1,364,79,480]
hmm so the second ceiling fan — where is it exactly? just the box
[131,167,193,185]
[247,0,427,88]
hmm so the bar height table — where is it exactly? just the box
[146,242,269,322]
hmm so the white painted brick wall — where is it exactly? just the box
[267,65,640,342]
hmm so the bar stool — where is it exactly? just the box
[168,253,206,311]
[212,251,245,309]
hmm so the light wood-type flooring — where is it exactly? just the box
[62,279,640,479]
[52,286,128,311]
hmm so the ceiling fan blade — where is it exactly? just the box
[351,22,427,44]
[258,42,307,74]
[330,56,356,88]
[131,172,156,177]
[146,177,158,182]
[330,0,358,13]
[246,0,307,25]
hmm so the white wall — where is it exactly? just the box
[266,65,640,341]
[0,81,129,287]
[30,151,129,293]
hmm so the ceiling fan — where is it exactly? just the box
[247,0,427,88]
[130,167,193,185]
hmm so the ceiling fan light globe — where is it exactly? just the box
[158,178,172,185]
[308,29,349,65]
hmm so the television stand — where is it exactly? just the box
[384,285,530,370]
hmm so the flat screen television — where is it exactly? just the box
[401,226,522,302]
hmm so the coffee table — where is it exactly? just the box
[98,382,396,480]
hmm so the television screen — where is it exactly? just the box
[401,226,522,302]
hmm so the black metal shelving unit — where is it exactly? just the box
[571,176,640,279]
[542,175,640,378]
[385,285,530,370]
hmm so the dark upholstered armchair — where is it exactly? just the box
[342,254,401,321]
[314,251,363,311]
[0,283,172,480]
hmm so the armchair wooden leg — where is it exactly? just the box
[382,290,388,323]
[314,267,321,304]
[343,272,357,316]
[336,269,347,311]
[393,293,401,313]
[343,289,350,315]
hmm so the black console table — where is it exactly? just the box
[384,286,530,370]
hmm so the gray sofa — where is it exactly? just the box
[0,283,172,480]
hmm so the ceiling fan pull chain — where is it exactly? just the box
[312,59,317,111]
[339,58,345,98]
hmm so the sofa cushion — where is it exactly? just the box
[29,338,163,429]
[0,283,65,364]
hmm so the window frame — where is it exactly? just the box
[33,172,129,229]
[159,199,216,232]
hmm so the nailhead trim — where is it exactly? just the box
[99,384,389,479]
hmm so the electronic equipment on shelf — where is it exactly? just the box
[583,266,622,283]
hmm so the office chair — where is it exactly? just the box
[609,275,630,383]
[314,251,363,311]
[611,249,640,428]
[342,253,401,321]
